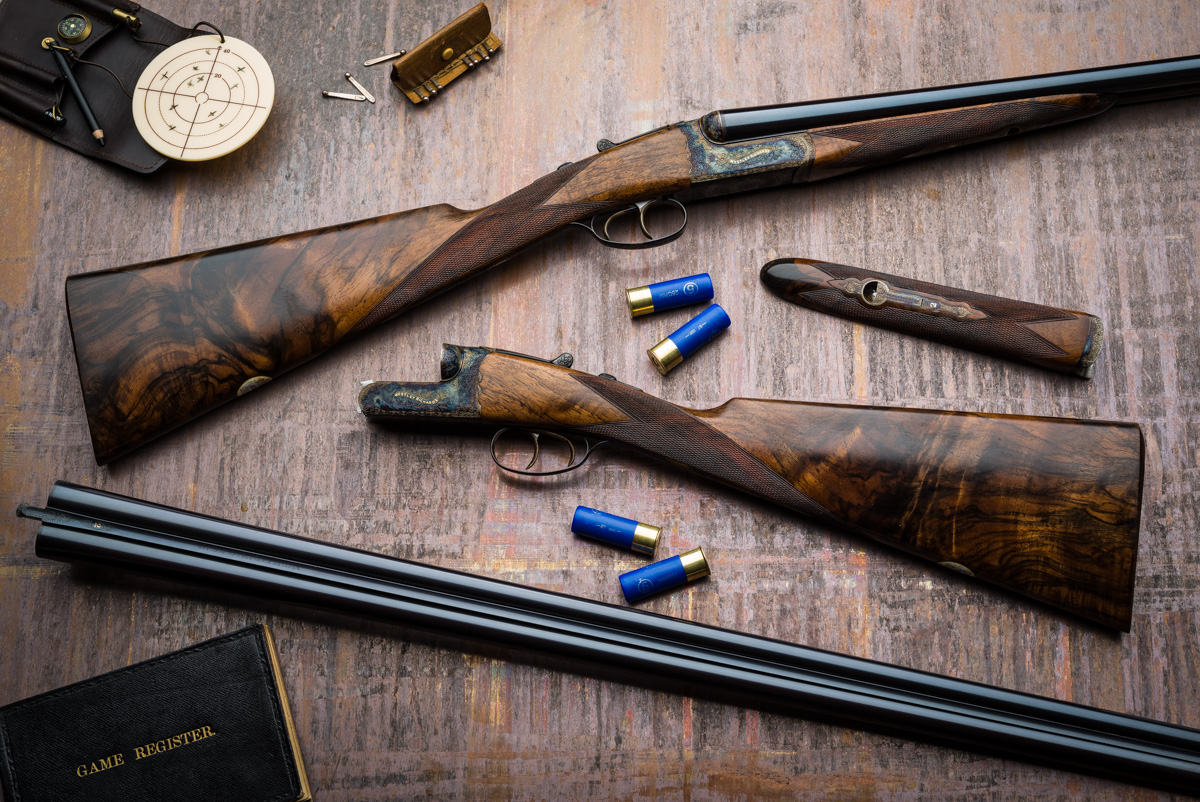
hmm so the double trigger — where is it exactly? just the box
[571,197,687,250]
[487,354,618,477]
[490,429,607,477]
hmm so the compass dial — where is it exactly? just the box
[57,15,92,44]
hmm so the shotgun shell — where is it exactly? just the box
[626,273,714,317]
[571,506,660,555]
[647,304,731,374]
[619,547,710,603]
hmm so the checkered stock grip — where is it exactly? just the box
[350,162,610,334]
[468,351,1142,629]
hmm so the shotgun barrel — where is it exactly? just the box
[706,54,1200,140]
[16,481,1200,795]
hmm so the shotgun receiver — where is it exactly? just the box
[65,56,1200,463]
[358,345,1144,630]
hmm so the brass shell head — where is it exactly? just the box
[647,338,683,375]
[679,547,710,581]
[631,523,661,556]
[626,286,655,317]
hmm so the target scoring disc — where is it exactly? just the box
[132,35,274,162]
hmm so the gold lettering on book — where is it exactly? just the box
[74,725,216,778]
[76,752,124,777]
[133,725,217,760]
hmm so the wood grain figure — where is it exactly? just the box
[361,347,1144,630]
[64,59,1200,464]
[4,1,1199,798]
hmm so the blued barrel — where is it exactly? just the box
[707,55,1200,142]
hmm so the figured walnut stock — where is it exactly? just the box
[66,128,692,463]
[469,352,1143,630]
[67,87,1120,464]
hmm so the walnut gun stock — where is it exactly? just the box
[359,345,1144,630]
[761,258,1104,377]
[65,56,1200,463]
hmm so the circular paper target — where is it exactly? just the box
[132,34,274,161]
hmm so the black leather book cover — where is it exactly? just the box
[0,625,310,802]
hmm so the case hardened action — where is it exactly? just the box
[16,481,1200,796]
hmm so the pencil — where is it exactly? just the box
[45,38,104,146]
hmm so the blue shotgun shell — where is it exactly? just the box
[571,506,660,555]
[647,303,732,374]
[626,273,714,317]
[619,547,711,602]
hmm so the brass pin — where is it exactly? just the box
[364,50,405,67]
[344,72,375,103]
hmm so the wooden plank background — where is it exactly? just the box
[2,0,1198,798]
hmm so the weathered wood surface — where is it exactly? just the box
[2,0,1198,798]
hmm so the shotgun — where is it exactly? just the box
[357,345,1144,630]
[65,55,1200,464]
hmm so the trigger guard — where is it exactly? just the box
[489,428,607,477]
[601,205,640,241]
[638,197,686,242]
[570,197,688,251]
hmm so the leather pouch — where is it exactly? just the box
[0,625,311,802]
[0,0,190,172]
